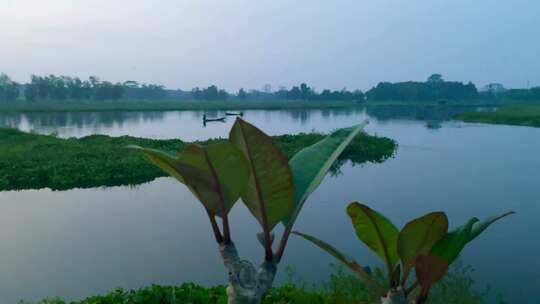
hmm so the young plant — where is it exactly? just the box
[131,118,367,304]
[294,202,514,304]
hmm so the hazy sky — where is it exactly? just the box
[1,0,539,91]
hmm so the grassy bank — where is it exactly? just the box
[455,105,540,127]
[0,128,396,191]
[2,99,536,113]
[364,99,539,107]
[21,263,502,304]
[0,100,360,113]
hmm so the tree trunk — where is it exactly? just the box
[220,242,276,304]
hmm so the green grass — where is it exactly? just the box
[455,105,540,127]
[20,262,504,304]
[0,128,396,191]
[0,100,359,113]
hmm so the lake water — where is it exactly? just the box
[0,107,538,303]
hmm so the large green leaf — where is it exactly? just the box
[469,211,515,241]
[292,231,380,289]
[346,202,400,274]
[398,212,448,281]
[415,255,449,303]
[130,142,249,217]
[128,146,185,183]
[229,118,294,230]
[430,218,478,264]
[431,211,514,264]
[283,122,367,227]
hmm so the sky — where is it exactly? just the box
[1,0,539,91]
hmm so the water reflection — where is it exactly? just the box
[0,106,482,139]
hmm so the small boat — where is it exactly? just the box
[225,111,244,116]
[203,114,226,122]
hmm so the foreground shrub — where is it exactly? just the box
[21,262,505,304]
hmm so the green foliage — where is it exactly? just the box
[0,128,396,191]
[455,105,540,127]
[135,118,371,267]
[0,100,359,113]
[291,231,379,290]
[295,204,513,302]
[430,218,478,264]
[0,73,20,102]
[366,75,479,102]
[431,212,515,264]
[21,263,503,304]
[131,142,249,217]
[415,255,449,302]
[285,123,366,227]
[398,212,448,281]
[229,118,294,230]
[346,203,399,275]
[428,261,501,304]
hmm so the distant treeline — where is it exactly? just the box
[1,72,539,103]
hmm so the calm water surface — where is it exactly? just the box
[0,107,538,303]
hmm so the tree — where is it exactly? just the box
[353,89,365,102]
[287,86,301,100]
[531,87,540,99]
[132,119,366,303]
[427,74,443,83]
[24,84,38,102]
[366,76,479,102]
[238,88,247,100]
[0,73,20,102]
[67,77,84,100]
[50,75,68,100]
[111,83,125,101]
[299,83,312,100]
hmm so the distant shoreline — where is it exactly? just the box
[0,99,529,113]
[454,105,540,128]
[0,100,359,113]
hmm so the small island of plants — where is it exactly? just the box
[455,105,540,127]
[0,128,396,191]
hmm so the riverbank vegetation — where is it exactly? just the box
[455,105,540,127]
[2,72,538,111]
[0,100,359,113]
[21,262,503,304]
[0,127,396,191]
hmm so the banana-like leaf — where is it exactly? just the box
[398,212,448,282]
[346,202,400,275]
[415,255,449,304]
[130,142,249,217]
[283,122,367,227]
[469,211,515,241]
[292,231,380,290]
[430,217,478,264]
[431,211,514,264]
[128,145,185,183]
[229,118,294,230]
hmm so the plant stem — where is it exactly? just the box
[206,209,223,243]
[405,281,419,296]
[275,223,292,262]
